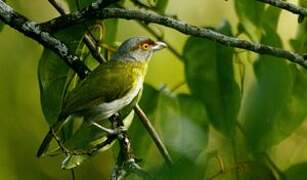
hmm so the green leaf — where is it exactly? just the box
[156,91,209,160]
[38,25,86,125]
[238,15,296,153]
[103,19,118,44]
[285,162,307,180]
[262,6,281,32]
[234,0,264,41]
[65,0,97,11]
[183,20,241,137]
[291,1,307,54]
[155,0,169,14]
[240,6,307,154]
[239,161,276,180]
[150,157,205,180]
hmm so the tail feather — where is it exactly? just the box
[36,129,53,157]
[37,115,66,158]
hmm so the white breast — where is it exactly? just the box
[89,76,143,122]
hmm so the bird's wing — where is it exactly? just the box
[62,61,143,117]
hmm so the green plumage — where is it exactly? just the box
[37,36,166,158]
[37,60,148,157]
[62,60,148,118]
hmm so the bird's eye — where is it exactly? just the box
[142,43,149,50]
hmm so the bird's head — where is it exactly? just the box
[111,36,167,62]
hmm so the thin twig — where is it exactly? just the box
[137,22,182,60]
[134,104,173,166]
[71,169,76,180]
[41,7,307,69]
[48,0,107,63]
[83,34,107,63]
[207,153,225,180]
[257,0,307,17]
[264,153,286,180]
[115,4,182,60]
[170,81,186,92]
[48,0,66,15]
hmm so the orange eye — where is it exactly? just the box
[142,43,149,50]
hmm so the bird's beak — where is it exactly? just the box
[152,41,167,51]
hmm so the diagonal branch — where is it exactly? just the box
[0,0,89,78]
[256,0,307,17]
[41,7,307,69]
[134,104,173,166]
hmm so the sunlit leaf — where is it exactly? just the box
[183,20,241,137]
[263,6,281,32]
[234,0,264,41]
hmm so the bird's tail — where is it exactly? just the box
[36,128,54,157]
[36,115,66,158]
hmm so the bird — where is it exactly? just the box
[36,36,167,157]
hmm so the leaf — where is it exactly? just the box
[65,0,97,11]
[239,161,276,180]
[234,0,264,41]
[38,25,86,125]
[155,0,169,14]
[103,19,118,44]
[290,1,307,54]
[239,5,307,154]
[156,91,209,161]
[262,6,281,32]
[238,8,299,153]
[183,20,241,137]
[150,157,205,180]
[285,162,307,180]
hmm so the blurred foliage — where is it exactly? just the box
[183,20,241,138]
[1,0,307,180]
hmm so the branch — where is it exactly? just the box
[256,0,307,17]
[41,7,307,69]
[48,0,66,15]
[0,0,89,78]
[137,21,182,60]
[48,0,107,63]
[134,104,173,166]
[110,115,151,180]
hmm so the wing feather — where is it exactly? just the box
[61,61,145,117]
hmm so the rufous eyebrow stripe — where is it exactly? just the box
[130,39,155,51]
